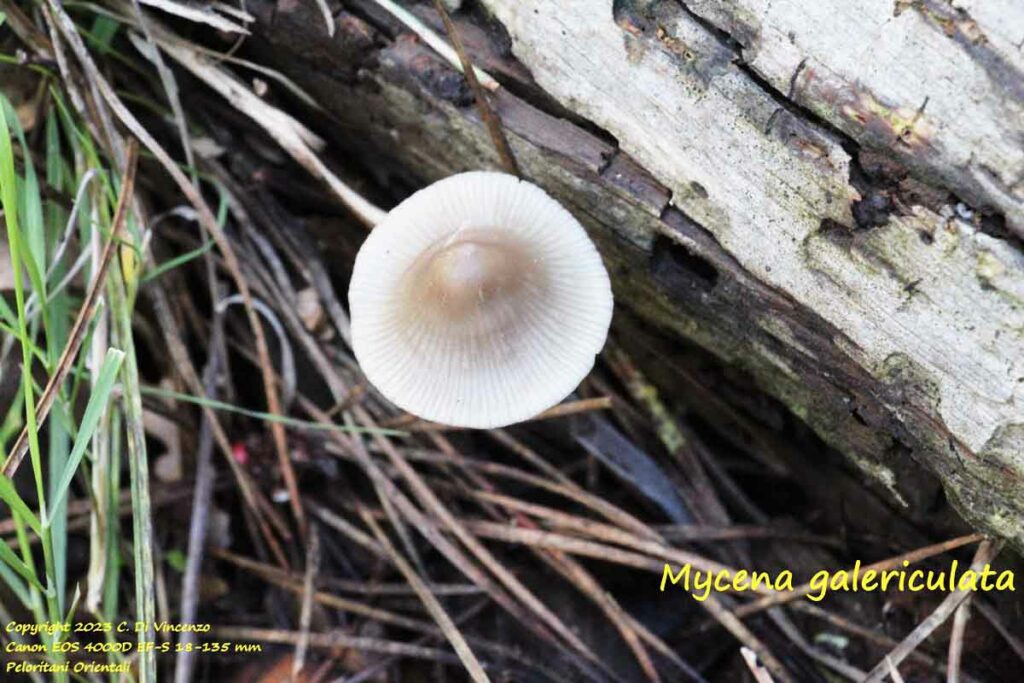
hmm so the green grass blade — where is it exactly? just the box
[0,476,42,535]
[89,16,120,49]
[0,93,22,246]
[0,88,48,521]
[0,554,31,607]
[60,582,81,642]
[44,109,71,610]
[0,389,25,444]
[141,239,214,283]
[1,94,46,298]
[0,536,45,593]
[18,140,45,295]
[102,409,121,622]
[140,385,406,436]
[48,348,125,516]
[0,291,17,328]
[111,288,156,681]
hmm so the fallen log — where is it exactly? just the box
[246,0,1023,550]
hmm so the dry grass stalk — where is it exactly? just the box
[863,540,1004,682]
[42,0,307,541]
[432,0,520,176]
[359,508,491,683]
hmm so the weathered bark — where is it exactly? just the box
[247,0,1023,549]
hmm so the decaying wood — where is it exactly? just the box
[245,0,1023,550]
[685,0,1024,236]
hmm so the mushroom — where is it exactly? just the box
[348,171,613,428]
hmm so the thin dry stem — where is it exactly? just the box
[432,0,519,176]
[947,598,971,683]
[863,540,1003,682]
[360,509,490,683]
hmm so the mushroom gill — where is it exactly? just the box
[349,171,613,428]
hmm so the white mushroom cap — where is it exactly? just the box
[348,171,613,429]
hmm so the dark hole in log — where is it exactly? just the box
[649,235,719,294]
[852,190,894,228]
